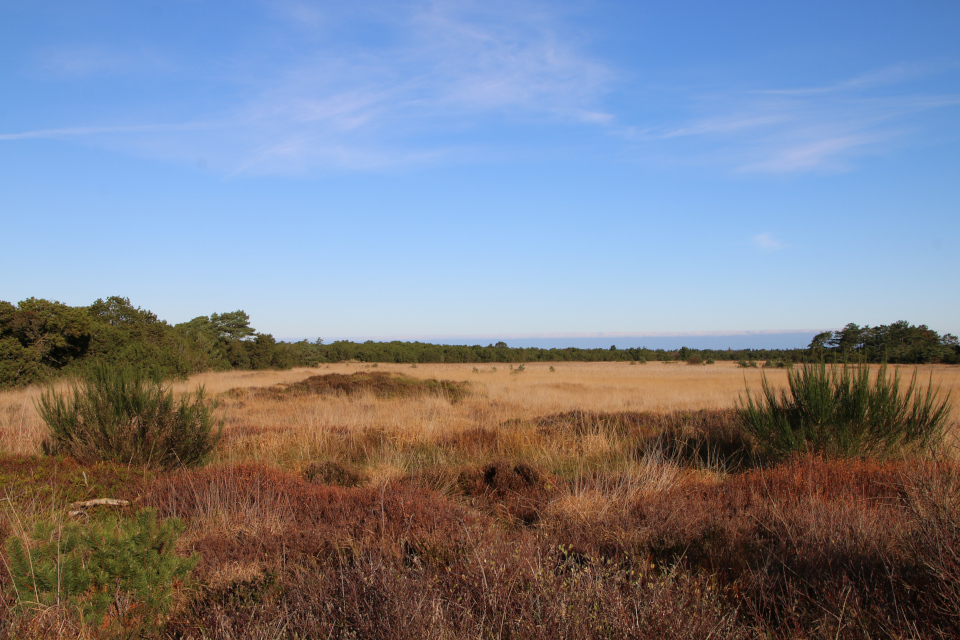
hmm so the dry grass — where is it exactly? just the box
[2,361,960,639]
[3,361,957,471]
[197,362,960,475]
[0,385,52,457]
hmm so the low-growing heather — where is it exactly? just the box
[4,454,959,639]
[260,371,470,402]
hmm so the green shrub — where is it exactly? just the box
[737,362,952,459]
[6,509,197,634]
[37,364,221,470]
[763,360,793,369]
[737,359,758,368]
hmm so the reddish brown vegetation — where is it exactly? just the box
[141,464,740,640]
[131,456,960,638]
[302,460,366,487]
[455,459,555,525]
[248,371,470,402]
[3,391,959,639]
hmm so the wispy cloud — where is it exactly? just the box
[752,233,784,252]
[3,1,613,174]
[626,65,960,173]
[269,1,327,28]
[219,1,613,173]
[0,123,210,141]
[4,4,958,177]
[755,63,938,97]
[37,45,171,77]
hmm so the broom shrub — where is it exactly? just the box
[37,363,220,470]
[737,362,952,459]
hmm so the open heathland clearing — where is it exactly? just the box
[1,361,959,639]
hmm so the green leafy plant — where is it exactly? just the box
[37,363,221,470]
[737,362,952,459]
[6,509,197,635]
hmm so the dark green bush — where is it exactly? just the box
[37,364,221,470]
[737,362,952,459]
[6,509,196,634]
[762,360,793,369]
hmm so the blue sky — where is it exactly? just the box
[1,1,958,347]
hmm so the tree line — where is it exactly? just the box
[808,322,958,364]
[0,296,292,387]
[1,296,956,388]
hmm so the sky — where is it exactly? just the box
[1,1,958,348]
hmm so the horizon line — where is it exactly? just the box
[308,328,829,344]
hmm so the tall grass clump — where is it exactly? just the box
[737,362,952,459]
[37,364,221,470]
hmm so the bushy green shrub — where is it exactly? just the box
[37,364,221,470]
[737,362,952,459]
[6,509,197,634]
[763,360,793,369]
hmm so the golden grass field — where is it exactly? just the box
[3,361,957,469]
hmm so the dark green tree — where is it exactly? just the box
[82,296,188,379]
[88,296,159,326]
[210,310,255,341]
[0,298,92,386]
[828,323,864,355]
[808,331,833,356]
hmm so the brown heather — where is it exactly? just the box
[1,361,959,639]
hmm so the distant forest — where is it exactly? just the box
[2,296,957,388]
